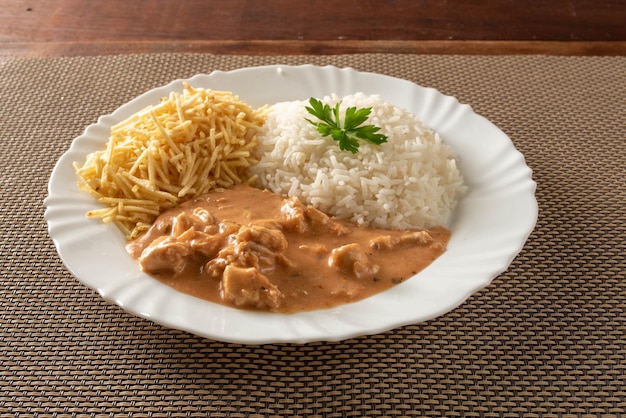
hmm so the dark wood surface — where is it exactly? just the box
[1,0,625,59]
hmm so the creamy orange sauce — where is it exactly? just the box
[127,185,450,313]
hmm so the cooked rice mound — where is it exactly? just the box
[249,93,466,230]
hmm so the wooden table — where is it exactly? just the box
[1,0,625,59]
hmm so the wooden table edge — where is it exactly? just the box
[1,40,625,60]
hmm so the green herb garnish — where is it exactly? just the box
[305,98,388,153]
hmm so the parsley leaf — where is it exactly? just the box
[305,98,388,153]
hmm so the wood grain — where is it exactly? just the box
[3,40,625,58]
[1,0,625,58]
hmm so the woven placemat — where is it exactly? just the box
[1,53,624,417]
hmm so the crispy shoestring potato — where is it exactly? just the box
[74,83,267,239]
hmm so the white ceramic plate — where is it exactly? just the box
[45,65,537,344]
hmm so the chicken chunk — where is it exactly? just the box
[172,207,216,236]
[137,236,191,274]
[221,265,282,310]
[399,230,433,245]
[206,224,289,275]
[369,234,398,250]
[186,230,224,258]
[236,224,288,253]
[328,243,380,280]
[279,197,307,232]
[305,205,349,235]
[369,230,433,250]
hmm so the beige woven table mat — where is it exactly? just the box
[1,53,624,417]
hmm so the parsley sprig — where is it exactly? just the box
[305,98,388,153]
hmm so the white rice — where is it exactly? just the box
[249,93,466,230]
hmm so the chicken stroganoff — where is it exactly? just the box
[127,185,450,313]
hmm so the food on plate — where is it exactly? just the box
[73,84,266,239]
[75,86,466,313]
[126,185,450,313]
[250,93,465,230]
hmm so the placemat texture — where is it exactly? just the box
[1,53,624,417]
